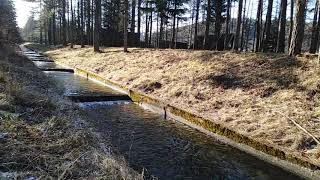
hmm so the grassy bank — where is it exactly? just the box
[0,45,142,179]
[26,43,320,169]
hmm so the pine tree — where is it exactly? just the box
[310,0,320,53]
[276,0,287,53]
[224,0,231,50]
[124,0,129,52]
[214,0,223,49]
[86,0,92,45]
[137,0,142,41]
[289,0,306,56]
[263,0,273,52]
[81,0,85,47]
[203,0,211,49]
[168,0,187,48]
[131,0,136,33]
[62,0,67,46]
[94,0,101,52]
[0,0,22,45]
[233,0,243,51]
[193,0,200,49]
[288,0,294,51]
[156,0,168,47]
[255,0,262,52]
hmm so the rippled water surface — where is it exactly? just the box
[80,103,303,180]
[44,71,124,97]
[33,61,64,69]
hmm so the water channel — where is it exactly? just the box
[22,48,304,180]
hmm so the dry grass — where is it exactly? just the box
[0,45,142,179]
[29,44,320,166]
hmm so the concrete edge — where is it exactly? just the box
[30,50,320,179]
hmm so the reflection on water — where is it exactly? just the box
[78,100,131,108]
[80,103,302,180]
[44,71,125,97]
[33,61,64,69]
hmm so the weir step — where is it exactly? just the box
[41,68,74,73]
[67,95,132,102]
[31,59,55,62]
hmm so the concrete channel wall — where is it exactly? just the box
[31,51,320,179]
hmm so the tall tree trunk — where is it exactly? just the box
[255,0,262,52]
[176,18,179,48]
[263,0,273,52]
[159,14,164,48]
[53,3,56,45]
[45,19,49,45]
[48,18,52,45]
[233,0,243,51]
[245,18,251,51]
[62,0,67,46]
[289,0,306,56]
[70,0,74,48]
[91,0,94,45]
[149,11,153,46]
[131,0,136,33]
[230,1,235,32]
[288,0,294,51]
[240,0,247,51]
[156,12,159,47]
[170,0,177,49]
[137,0,141,43]
[203,0,211,49]
[310,0,320,53]
[77,1,81,42]
[224,0,231,50]
[81,0,84,47]
[124,0,129,52]
[164,24,169,47]
[145,6,149,47]
[39,0,43,44]
[189,5,195,48]
[94,0,101,52]
[214,0,222,49]
[193,0,200,49]
[67,0,70,43]
[59,17,62,43]
[86,0,91,45]
[276,0,287,53]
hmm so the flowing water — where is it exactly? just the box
[79,102,302,180]
[22,48,304,180]
[44,71,124,97]
[33,61,64,69]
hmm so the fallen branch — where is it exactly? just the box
[274,110,320,145]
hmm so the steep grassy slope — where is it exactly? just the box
[0,46,141,179]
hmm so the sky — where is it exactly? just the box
[13,0,39,28]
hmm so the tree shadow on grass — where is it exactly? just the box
[203,54,304,97]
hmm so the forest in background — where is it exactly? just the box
[21,0,320,55]
[0,0,21,46]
